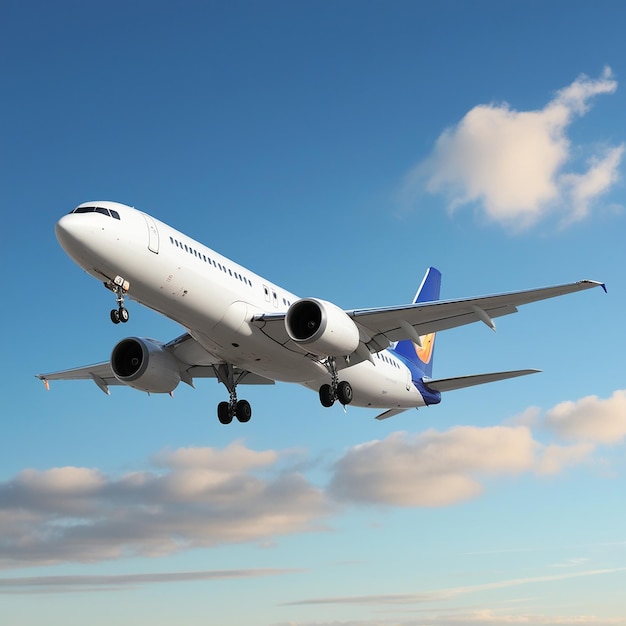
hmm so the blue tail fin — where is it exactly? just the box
[392,267,441,378]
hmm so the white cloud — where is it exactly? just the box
[2,388,623,569]
[535,442,595,476]
[404,67,623,229]
[328,426,591,507]
[0,444,331,568]
[544,390,626,444]
[561,145,625,222]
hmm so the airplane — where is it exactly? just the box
[37,201,606,424]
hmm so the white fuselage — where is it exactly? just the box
[55,201,426,410]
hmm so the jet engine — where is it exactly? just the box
[111,337,181,393]
[285,298,360,357]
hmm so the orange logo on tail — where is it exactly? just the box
[414,333,435,364]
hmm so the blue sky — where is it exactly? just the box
[2,1,626,624]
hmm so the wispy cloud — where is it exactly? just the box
[0,567,299,594]
[401,67,623,230]
[284,567,626,606]
[273,611,626,626]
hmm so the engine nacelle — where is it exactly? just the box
[285,298,360,357]
[111,337,181,393]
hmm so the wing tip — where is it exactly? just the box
[36,375,50,391]
[581,279,607,293]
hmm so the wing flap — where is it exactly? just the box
[187,366,275,385]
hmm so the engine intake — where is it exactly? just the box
[111,337,181,393]
[285,298,360,357]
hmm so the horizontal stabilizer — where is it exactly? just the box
[425,369,541,393]
[375,408,410,421]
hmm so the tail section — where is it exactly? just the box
[392,266,441,378]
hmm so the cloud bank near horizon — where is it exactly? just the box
[1,390,624,568]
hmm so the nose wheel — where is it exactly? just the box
[110,307,130,324]
[104,276,130,324]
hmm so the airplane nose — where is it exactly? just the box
[55,214,78,249]
[54,213,96,260]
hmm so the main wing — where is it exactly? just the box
[37,333,275,394]
[254,279,605,356]
[351,278,605,353]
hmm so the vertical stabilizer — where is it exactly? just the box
[392,267,441,378]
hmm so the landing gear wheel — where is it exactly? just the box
[319,384,335,407]
[110,309,120,324]
[235,399,252,423]
[217,401,233,425]
[118,307,129,323]
[337,381,353,406]
[213,364,254,424]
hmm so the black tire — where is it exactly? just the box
[119,307,129,323]
[319,384,335,407]
[110,309,120,324]
[337,381,353,405]
[217,401,233,424]
[235,399,252,423]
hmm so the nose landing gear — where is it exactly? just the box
[104,276,130,324]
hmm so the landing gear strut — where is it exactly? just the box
[214,363,252,424]
[318,357,353,408]
[105,276,130,324]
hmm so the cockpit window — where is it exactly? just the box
[71,206,121,220]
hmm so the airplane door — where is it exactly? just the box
[142,213,159,253]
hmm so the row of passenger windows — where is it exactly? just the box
[376,351,401,369]
[71,206,121,219]
[168,236,295,307]
[169,236,254,287]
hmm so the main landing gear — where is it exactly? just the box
[105,276,130,324]
[318,357,353,408]
[214,363,253,425]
